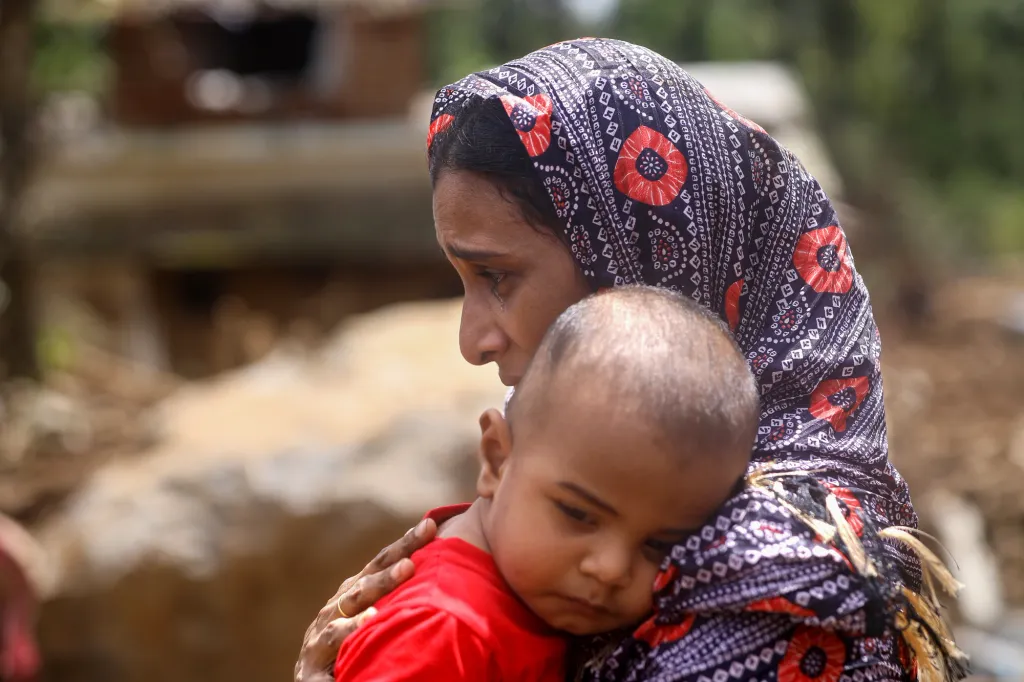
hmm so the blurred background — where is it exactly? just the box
[0,0,1022,680]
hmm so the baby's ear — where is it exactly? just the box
[476,408,512,499]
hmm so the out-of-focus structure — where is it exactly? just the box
[111,1,425,125]
[25,0,457,379]
[47,0,432,125]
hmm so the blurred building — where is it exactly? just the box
[25,0,457,378]
[102,0,428,125]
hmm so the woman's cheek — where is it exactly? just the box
[512,279,566,353]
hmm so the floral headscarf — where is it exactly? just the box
[430,39,966,682]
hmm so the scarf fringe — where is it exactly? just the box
[748,465,970,681]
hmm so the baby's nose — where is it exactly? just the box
[579,545,634,588]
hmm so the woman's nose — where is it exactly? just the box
[459,294,508,366]
[579,544,634,588]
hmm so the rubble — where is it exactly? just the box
[926,490,1004,629]
[29,298,502,682]
[883,280,1024,608]
[0,345,175,523]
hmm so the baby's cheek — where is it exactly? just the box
[621,565,659,622]
[490,523,563,595]
[495,542,559,597]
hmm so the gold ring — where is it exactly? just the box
[336,597,350,619]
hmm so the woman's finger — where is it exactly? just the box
[314,619,355,662]
[294,620,353,682]
[336,558,415,617]
[363,517,437,575]
[311,586,348,632]
[311,573,362,633]
[320,608,379,654]
[296,609,380,682]
[310,519,434,631]
[297,520,436,681]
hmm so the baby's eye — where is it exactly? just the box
[554,500,593,526]
[642,539,675,563]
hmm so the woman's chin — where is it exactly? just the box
[497,370,522,387]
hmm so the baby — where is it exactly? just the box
[334,285,760,681]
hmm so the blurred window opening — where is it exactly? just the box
[177,13,318,80]
[107,5,425,126]
[172,269,225,319]
[175,11,329,115]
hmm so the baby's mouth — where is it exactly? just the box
[562,595,611,617]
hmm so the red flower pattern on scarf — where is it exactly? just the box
[809,377,870,432]
[824,484,865,536]
[746,596,816,619]
[793,226,854,294]
[779,627,846,682]
[613,126,688,206]
[500,94,553,157]
[634,614,696,649]
[652,564,678,593]
[725,278,744,331]
[426,113,455,151]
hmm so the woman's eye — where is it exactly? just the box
[485,270,505,288]
[554,501,593,526]
[477,270,507,299]
[475,269,504,284]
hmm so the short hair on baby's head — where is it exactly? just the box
[509,286,759,460]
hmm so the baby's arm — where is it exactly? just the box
[333,606,493,682]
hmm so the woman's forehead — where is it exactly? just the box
[434,172,548,256]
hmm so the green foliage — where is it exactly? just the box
[426,0,574,83]
[32,22,109,94]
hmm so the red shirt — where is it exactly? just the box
[334,504,566,682]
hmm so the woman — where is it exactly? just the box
[296,39,965,682]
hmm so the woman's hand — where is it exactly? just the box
[293,518,438,682]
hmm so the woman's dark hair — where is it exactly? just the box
[428,97,562,236]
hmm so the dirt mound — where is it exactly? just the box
[882,276,1024,606]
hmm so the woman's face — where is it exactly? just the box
[434,170,592,386]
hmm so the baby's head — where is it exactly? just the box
[474,286,759,635]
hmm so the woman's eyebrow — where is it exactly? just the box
[557,481,618,516]
[445,241,505,263]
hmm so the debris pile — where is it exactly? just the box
[0,345,178,522]
[883,276,1024,608]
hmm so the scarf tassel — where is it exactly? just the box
[748,468,969,681]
